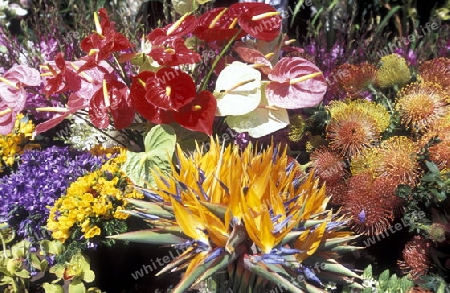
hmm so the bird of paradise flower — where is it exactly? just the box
[110,137,363,292]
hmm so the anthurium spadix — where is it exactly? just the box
[225,85,289,138]
[214,61,262,116]
[266,57,327,109]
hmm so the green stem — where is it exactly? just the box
[0,231,7,259]
[368,84,394,114]
[200,29,243,91]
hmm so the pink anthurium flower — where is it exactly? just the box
[265,57,327,109]
[0,65,41,134]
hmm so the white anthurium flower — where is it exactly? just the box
[9,4,28,16]
[225,84,289,138]
[0,0,8,9]
[214,61,262,116]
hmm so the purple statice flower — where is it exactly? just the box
[24,92,64,121]
[394,47,418,66]
[234,132,250,151]
[0,146,105,243]
[39,37,59,62]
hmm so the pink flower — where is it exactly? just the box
[0,65,40,134]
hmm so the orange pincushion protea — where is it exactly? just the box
[398,235,433,281]
[329,62,376,98]
[326,100,390,157]
[395,82,450,133]
[343,172,401,235]
[376,136,420,187]
[418,57,450,90]
[310,146,346,184]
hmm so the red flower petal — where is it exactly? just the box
[174,90,217,135]
[194,8,245,43]
[34,93,87,135]
[145,68,196,111]
[266,57,327,109]
[109,84,135,129]
[237,4,282,42]
[89,80,135,129]
[130,72,172,124]
[147,15,197,45]
[149,38,201,66]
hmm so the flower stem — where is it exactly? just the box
[200,29,242,91]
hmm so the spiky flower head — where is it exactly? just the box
[112,137,362,292]
[375,136,420,187]
[326,100,390,157]
[310,146,346,183]
[375,54,411,88]
[329,62,376,98]
[325,180,348,206]
[343,172,402,235]
[395,82,449,133]
[398,235,432,281]
[419,116,450,170]
[350,147,381,176]
[418,57,450,90]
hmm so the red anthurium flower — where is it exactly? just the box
[89,79,135,129]
[143,68,196,111]
[0,65,41,134]
[265,57,327,109]
[34,93,87,135]
[79,8,133,71]
[130,71,171,125]
[149,38,201,66]
[233,44,273,75]
[130,72,216,135]
[41,54,76,98]
[147,14,197,45]
[193,8,245,43]
[229,3,282,42]
[174,90,217,135]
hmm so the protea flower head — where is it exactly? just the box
[110,137,363,292]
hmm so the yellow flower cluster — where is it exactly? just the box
[47,151,143,243]
[0,114,35,172]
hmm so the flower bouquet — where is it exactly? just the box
[0,0,449,292]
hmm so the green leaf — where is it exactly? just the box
[125,198,174,218]
[375,6,403,37]
[172,255,213,293]
[194,252,231,285]
[144,124,176,154]
[172,0,199,14]
[69,280,86,293]
[14,269,30,279]
[243,259,305,293]
[425,160,441,174]
[122,125,176,187]
[11,240,30,259]
[200,202,227,221]
[108,230,186,245]
[42,283,64,293]
[321,262,361,279]
[83,269,95,283]
[40,240,64,256]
